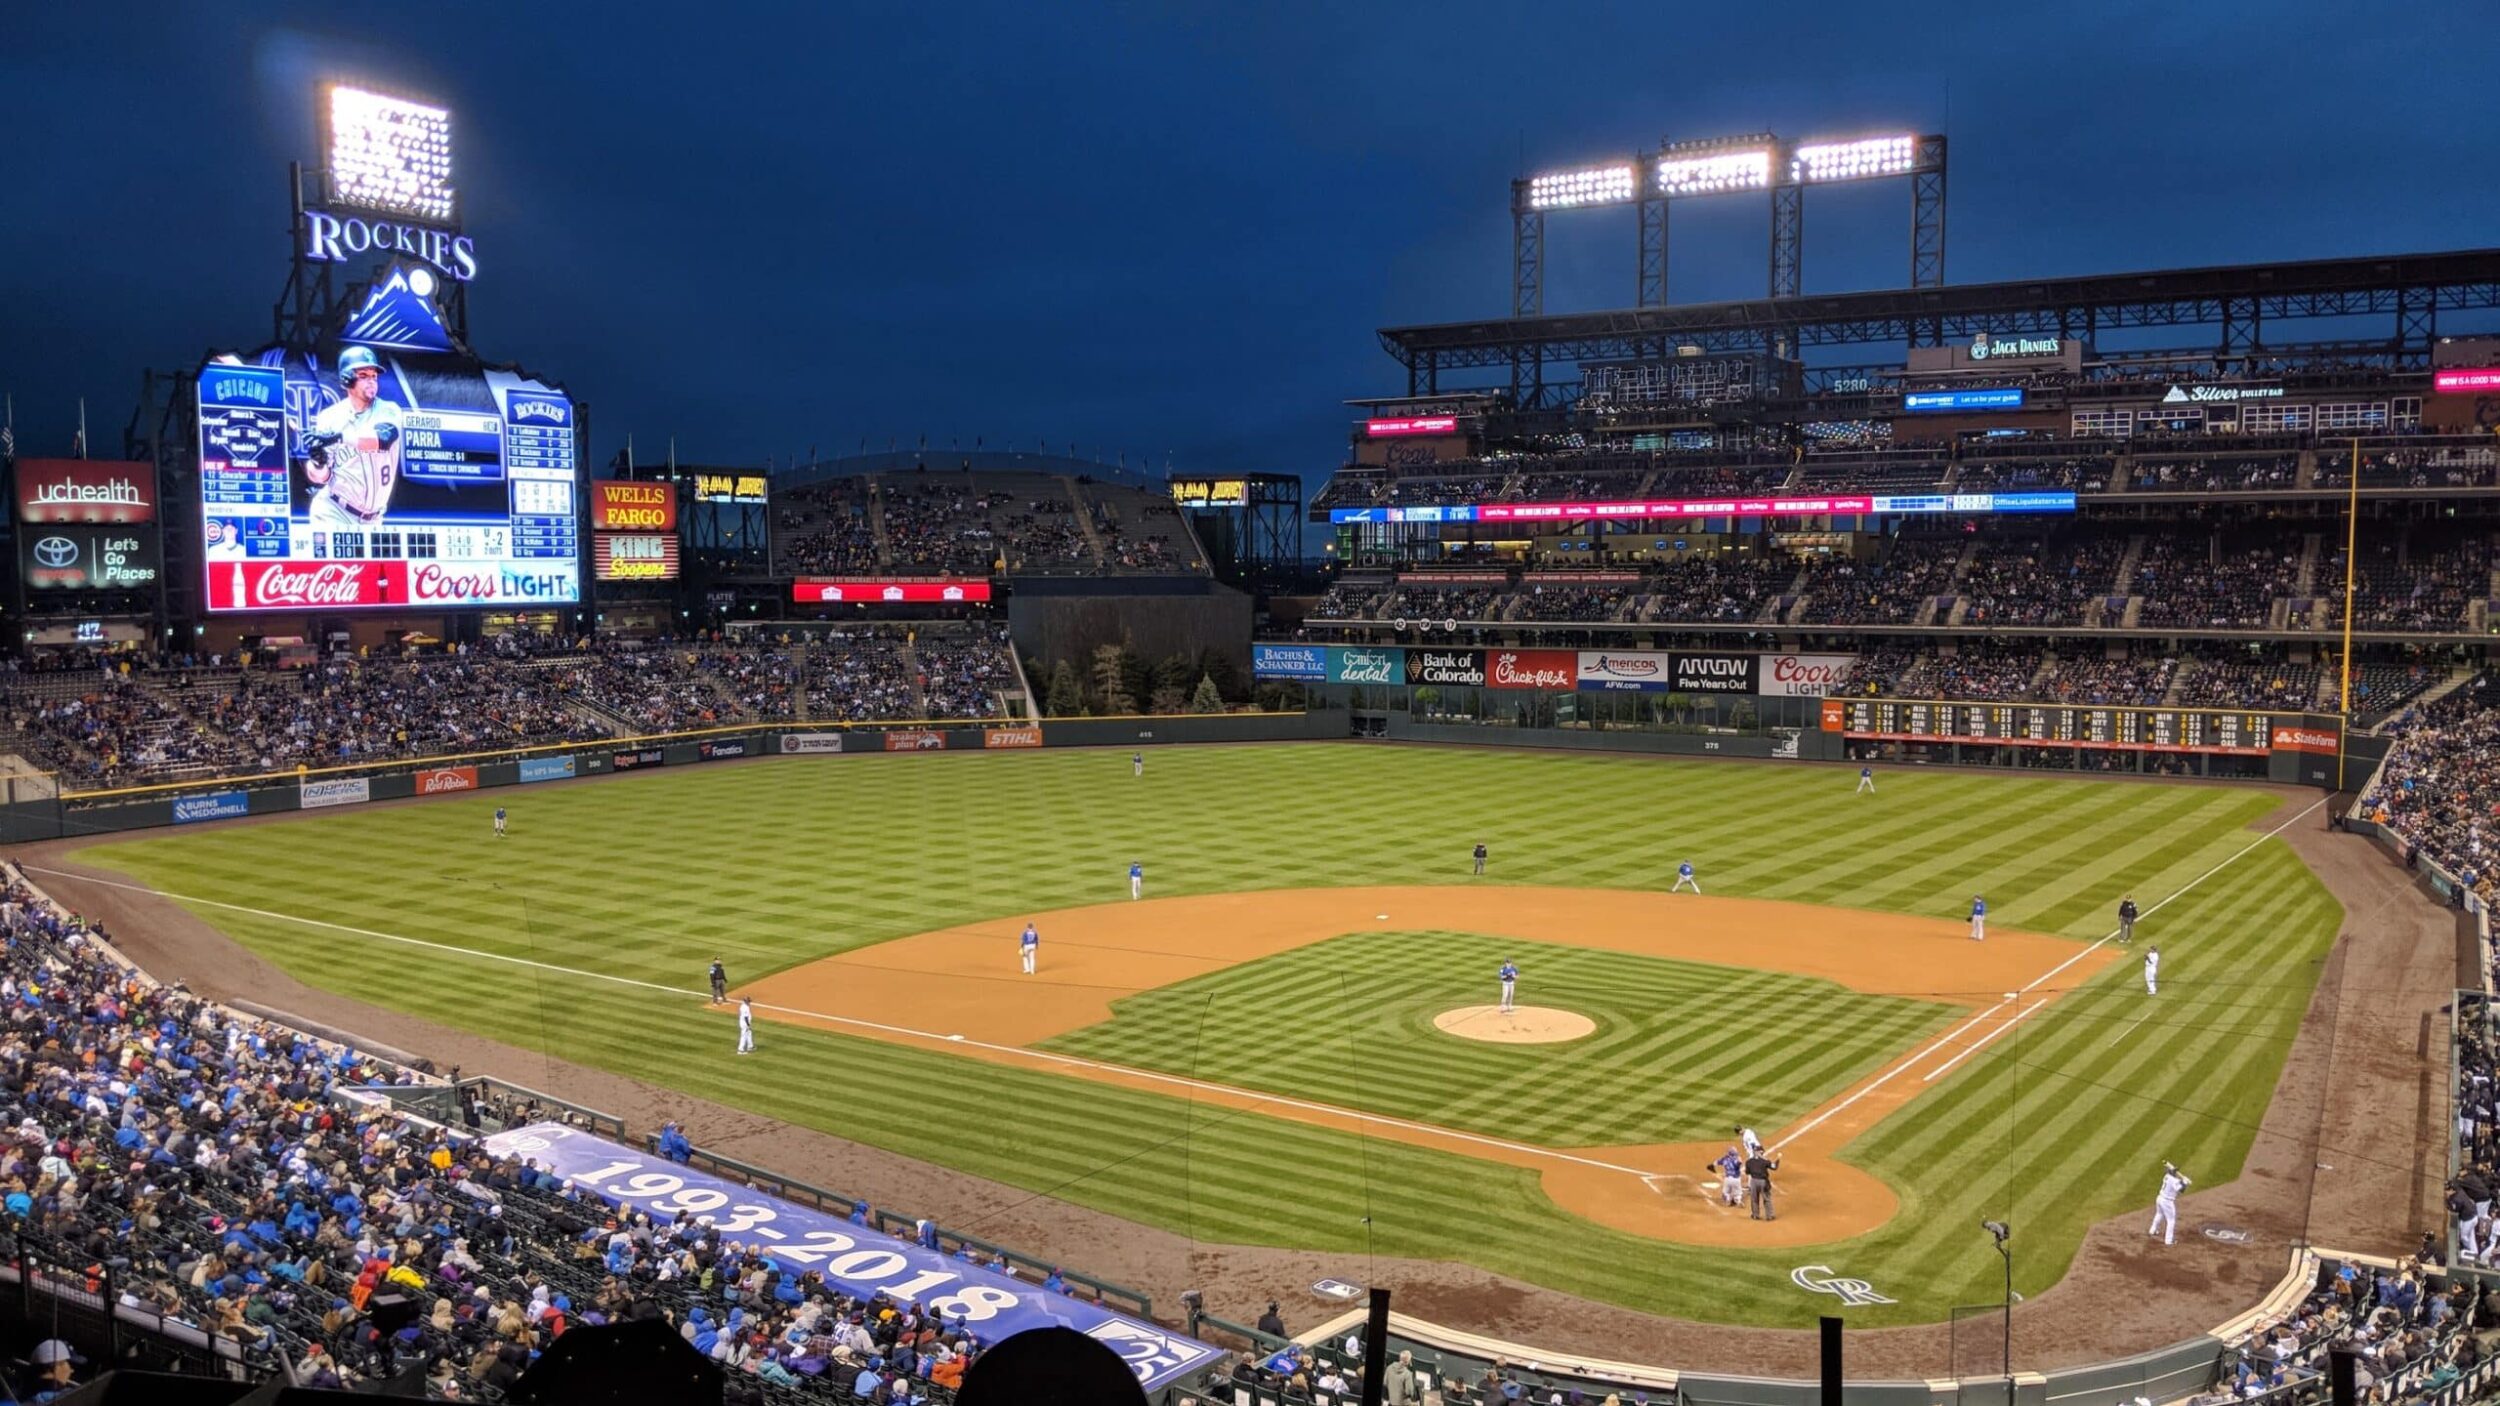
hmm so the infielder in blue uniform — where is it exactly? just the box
[1020,922,1039,974]
[1969,894,1987,941]
[1498,960,1518,1013]
[1671,860,1700,894]
[1128,861,1144,900]
[1856,765,1875,794]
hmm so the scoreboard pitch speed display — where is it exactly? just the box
[1829,699,2277,754]
[197,358,581,612]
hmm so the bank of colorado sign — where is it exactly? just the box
[1405,649,1485,687]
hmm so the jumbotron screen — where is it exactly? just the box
[195,349,580,611]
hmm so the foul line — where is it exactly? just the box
[22,866,1658,1182]
[31,798,2319,1185]
[1773,795,2324,1145]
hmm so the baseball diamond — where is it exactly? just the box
[48,744,2356,1329]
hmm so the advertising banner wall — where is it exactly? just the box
[983,727,1044,749]
[883,730,947,752]
[790,578,991,604]
[413,765,481,793]
[587,479,677,532]
[14,460,158,524]
[517,755,576,783]
[1575,650,1672,692]
[21,526,163,591]
[611,747,665,771]
[1671,652,1756,693]
[1404,649,1486,687]
[780,734,846,754]
[697,739,750,760]
[593,533,681,581]
[479,1123,1221,1391]
[1325,646,1405,685]
[173,792,249,824]
[1251,643,1327,681]
[299,777,372,809]
[1757,653,1858,697]
[1486,649,1576,690]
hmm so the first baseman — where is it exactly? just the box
[1969,894,1987,941]
[736,998,755,1054]
[2149,1162,2190,1243]
[1020,922,1039,975]
[1128,861,1144,900]
[1498,960,1518,1014]
[2143,945,2159,996]
[1672,860,1700,894]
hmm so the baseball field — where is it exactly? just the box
[54,743,2340,1328]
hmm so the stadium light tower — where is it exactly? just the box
[1506,128,1947,313]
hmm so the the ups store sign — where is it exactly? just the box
[1405,648,1486,687]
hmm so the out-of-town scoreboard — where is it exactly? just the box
[1824,699,2293,755]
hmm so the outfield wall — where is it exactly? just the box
[0,710,1338,844]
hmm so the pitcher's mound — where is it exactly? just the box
[1433,1005,1596,1044]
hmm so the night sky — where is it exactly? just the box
[2,6,2488,482]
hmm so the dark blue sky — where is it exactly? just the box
[2,5,2489,480]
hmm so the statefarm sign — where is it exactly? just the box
[792,578,992,604]
[206,559,577,611]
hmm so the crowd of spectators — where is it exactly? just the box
[1959,533,2131,627]
[2135,529,2304,630]
[1086,491,1197,573]
[1380,585,1508,622]
[2202,1257,2483,1406]
[2363,673,2497,908]
[2317,445,2500,491]
[1643,553,1796,624]
[801,632,921,722]
[2130,453,2301,493]
[574,645,805,733]
[1305,581,1391,621]
[910,624,1014,718]
[1508,585,1635,623]
[992,494,1090,572]
[2320,531,2494,633]
[0,865,1023,1403]
[2037,653,2179,707]
[775,482,881,576]
[1952,457,2113,493]
[1885,641,2044,700]
[2174,655,2322,711]
[879,482,1003,576]
[1796,538,1964,625]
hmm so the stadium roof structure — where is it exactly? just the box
[1379,247,2500,403]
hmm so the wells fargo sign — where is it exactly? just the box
[589,480,678,532]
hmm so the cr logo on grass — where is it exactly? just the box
[1791,1264,1895,1307]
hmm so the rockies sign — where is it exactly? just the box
[1790,1264,1894,1307]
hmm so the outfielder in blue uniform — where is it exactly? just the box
[1129,861,1144,900]
[1969,894,1987,941]
[493,807,507,837]
[1672,860,1700,894]
[1498,960,1518,1014]
[1856,765,1875,794]
[1020,922,1039,975]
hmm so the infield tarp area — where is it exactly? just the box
[479,1121,1220,1389]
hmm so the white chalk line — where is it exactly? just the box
[1773,796,2324,1143]
[35,799,2318,1184]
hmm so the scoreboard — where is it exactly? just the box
[1826,700,2279,754]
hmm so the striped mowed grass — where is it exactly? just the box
[68,744,2337,1325]
[1041,929,1964,1147]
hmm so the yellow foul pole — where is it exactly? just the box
[2336,439,2360,790]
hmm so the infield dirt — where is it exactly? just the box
[744,885,2116,1247]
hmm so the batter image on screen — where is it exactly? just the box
[301,345,403,538]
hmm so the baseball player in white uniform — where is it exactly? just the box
[304,346,403,540]
[2143,946,2160,996]
[1128,861,1143,900]
[1020,922,1039,975]
[1498,960,1518,1014]
[1672,860,1700,894]
[2148,1162,2190,1243]
[1736,1124,1763,1158]
[735,998,755,1054]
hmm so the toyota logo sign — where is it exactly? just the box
[33,537,78,569]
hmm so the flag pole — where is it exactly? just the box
[2335,438,2360,790]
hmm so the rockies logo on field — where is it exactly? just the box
[1790,1264,1895,1307]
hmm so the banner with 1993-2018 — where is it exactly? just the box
[481,1122,1221,1390]
[1257,644,1855,697]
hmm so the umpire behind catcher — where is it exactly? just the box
[1746,1147,1781,1220]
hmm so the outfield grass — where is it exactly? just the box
[1042,929,1963,1146]
[62,744,2337,1326]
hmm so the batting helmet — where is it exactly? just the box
[336,346,382,386]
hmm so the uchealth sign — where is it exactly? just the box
[413,765,480,794]
[1758,652,1858,698]
[1405,649,1485,687]
[480,1122,1220,1390]
[14,460,158,525]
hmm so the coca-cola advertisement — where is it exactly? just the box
[1486,649,1575,691]
[413,766,480,793]
[203,559,579,611]
[1757,653,1858,698]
